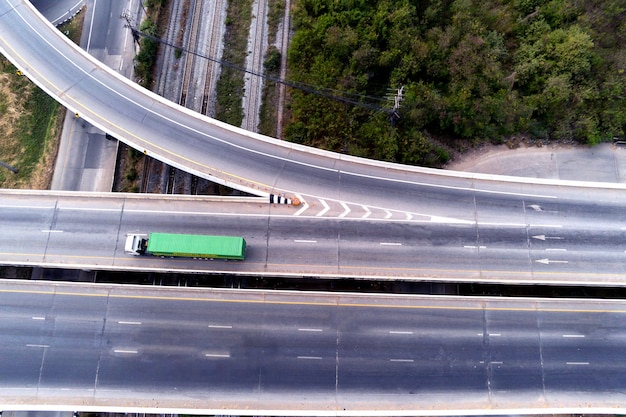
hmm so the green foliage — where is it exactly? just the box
[285,0,626,165]
[134,19,160,87]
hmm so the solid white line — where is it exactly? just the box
[294,239,317,243]
[339,202,350,218]
[118,321,142,325]
[562,334,585,338]
[26,344,49,348]
[315,199,330,217]
[60,207,119,212]
[390,359,414,363]
[41,230,63,233]
[566,362,589,365]
[86,0,96,52]
[389,331,413,335]
[297,356,322,360]
[380,242,402,246]
[208,325,232,329]
[0,205,53,209]
[114,349,138,354]
[205,353,230,358]
[298,328,322,332]
[31,316,45,320]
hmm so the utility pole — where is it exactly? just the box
[389,85,404,127]
[121,10,141,45]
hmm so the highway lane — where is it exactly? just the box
[0,190,624,285]
[1,279,626,414]
[2,0,626,216]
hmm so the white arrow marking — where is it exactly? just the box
[532,235,564,241]
[535,258,569,265]
[528,204,543,212]
[384,210,392,219]
[406,213,413,220]
[316,199,330,217]
[293,194,309,216]
[361,205,371,219]
[339,202,350,218]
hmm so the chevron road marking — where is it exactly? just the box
[339,202,350,218]
[361,205,371,219]
[316,199,330,217]
[293,194,308,216]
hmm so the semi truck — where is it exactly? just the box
[124,232,247,260]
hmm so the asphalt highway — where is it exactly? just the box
[1,279,625,414]
[0,190,624,286]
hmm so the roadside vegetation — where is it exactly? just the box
[134,0,169,88]
[285,0,626,166]
[0,9,84,188]
[258,0,286,137]
[214,0,254,126]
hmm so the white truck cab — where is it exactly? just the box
[125,234,147,255]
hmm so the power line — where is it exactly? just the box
[128,26,391,112]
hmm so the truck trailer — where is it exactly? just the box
[124,232,246,260]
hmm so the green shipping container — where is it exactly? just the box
[146,233,246,260]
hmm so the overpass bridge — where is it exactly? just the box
[1,0,626,414]
[1,279,626,416]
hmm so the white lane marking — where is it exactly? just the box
[530,224,563,228]
[298,328,322,332]
[208,324,232,329]
[562,334,585,338]
[316,199,330,217]
[26,344,49,348]
[380,242,402,246]
[384,210,392,219]
[117,321,142,325]
[491,361,503,365]
[361,205,371,219]
[406,213,413,220]
[566,362,589,365]
[535,258,569,264]
[41,229,63,233]
[532,235,565,241]
[293,194,309,216]
[528,204,543,212]
[390,359,414,363]
[297,356,322,360]
[489,333,501,337]
[389,331,413,335]
[294,239,317,244]
[31,316,45,320]
[464,245,486,249]
[339,202,350,218]
[205,353,230,358]
[546,248,567,252]
[114,349,138,354]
